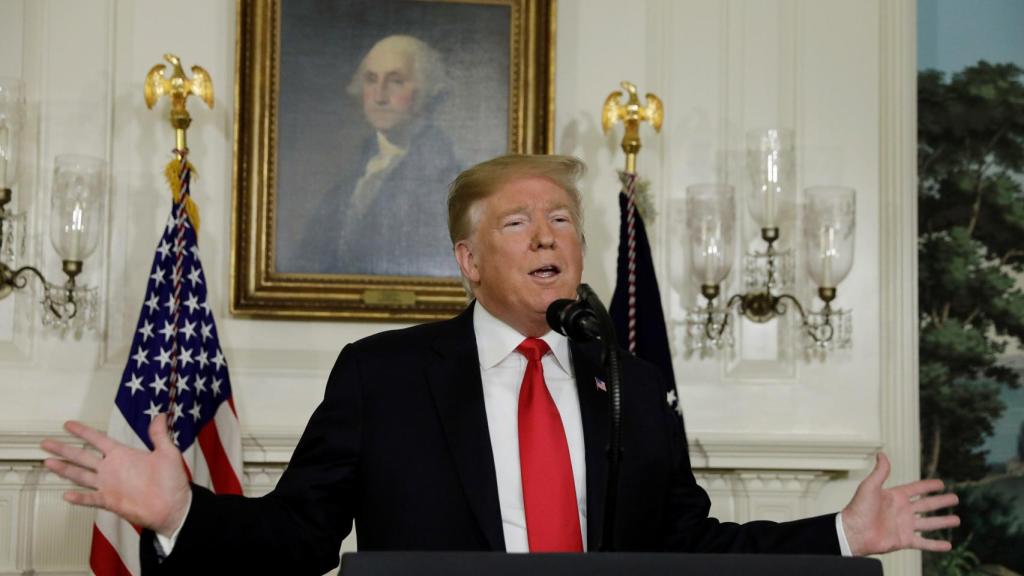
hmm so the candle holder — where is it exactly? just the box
[0,78,106,332]
[681,129,855,353]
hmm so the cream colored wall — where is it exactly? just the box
[0,0,918,574]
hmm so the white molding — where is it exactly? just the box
[689,433,878,471]
[1,429,878,472]
[238,429,306,463]
[877,0,920,574]
[243,465,286,498]
[0,429,302,463]
[693,469,832,523]
[733,471,831,522]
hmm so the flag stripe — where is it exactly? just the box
[181,444,197,484]
[198,420,244,495]
[107,407,151,452]
[94,510,140,576]
[188,442,210,488]
[214,402,243,480]
[90,525,133,576]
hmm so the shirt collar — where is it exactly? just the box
[375,131,407,158]
[473,301,572,376]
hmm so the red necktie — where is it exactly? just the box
[516,337,583,552]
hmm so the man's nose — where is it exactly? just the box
[370,82,388,104]
[532,221,556,249]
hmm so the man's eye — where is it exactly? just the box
[503,219,525,228]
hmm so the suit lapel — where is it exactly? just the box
[426,304,506,551]
[572,340,610,552]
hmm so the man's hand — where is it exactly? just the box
[841,452,960,556]
[40,414,191,537]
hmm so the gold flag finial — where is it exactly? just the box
[144,53,214,154]
[602,81,663,173]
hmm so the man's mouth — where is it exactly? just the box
[530,265,561,278]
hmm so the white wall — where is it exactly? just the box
[0,0,918,574]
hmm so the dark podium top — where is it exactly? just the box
[340,552,883,576]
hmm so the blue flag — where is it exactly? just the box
[609,174,678,412]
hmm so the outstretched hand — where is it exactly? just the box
[841,452,959,556]
[40,414,191,537]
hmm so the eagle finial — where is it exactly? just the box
[601,81,664,172]
[144,54,214,151]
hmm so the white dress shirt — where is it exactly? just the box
[349,131,406,220]
[473,302,588,552]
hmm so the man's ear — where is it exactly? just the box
[455,240,480,284]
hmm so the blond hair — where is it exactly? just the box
[447,154,586,246]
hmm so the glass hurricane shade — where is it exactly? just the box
[685,183,735,288]
[746,128,794,229]
[0,78,25,190]
[803,186,855,289]
[49,155,107,262]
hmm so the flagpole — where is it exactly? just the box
[88,54,241,576]
[600,81,666,552]
[143,54,214,430]
[602,82,663,353]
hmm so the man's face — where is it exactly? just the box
[360,45,420,133]
[456,176,584,337]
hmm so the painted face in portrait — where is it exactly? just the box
[360,43,421,136]
[456,176,585,337]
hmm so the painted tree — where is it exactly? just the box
[1018,419,1023,462]
[918,61,1024,481]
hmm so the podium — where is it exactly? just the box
[339,552,883,575]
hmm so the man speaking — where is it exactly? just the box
[42,155,958,574]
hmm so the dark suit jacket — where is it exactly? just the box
[142,304,839,574]
[286,122,461,277]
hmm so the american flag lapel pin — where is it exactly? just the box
[595,377,607,392]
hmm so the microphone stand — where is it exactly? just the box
[573,285,623,552]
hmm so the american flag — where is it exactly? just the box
[89,167,242,576]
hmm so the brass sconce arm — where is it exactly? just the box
[0,260,82,320]
[1,262,47,293]
[697,241,841,346]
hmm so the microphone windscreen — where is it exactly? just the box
[546,299,576,335]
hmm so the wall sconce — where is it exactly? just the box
[0,78,105,330]
[683,129,854,352]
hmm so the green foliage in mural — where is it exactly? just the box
[1018,420,1023,460]
[918,61,1024,482]
[924,537,980,576]
[947,486,1024,572]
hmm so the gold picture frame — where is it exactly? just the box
[231,0,555,321]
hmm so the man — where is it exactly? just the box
[290,34,461,277]
[42,155,958,574]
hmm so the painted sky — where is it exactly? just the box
[919,0,1024,73]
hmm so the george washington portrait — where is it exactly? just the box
[274,0,511,278]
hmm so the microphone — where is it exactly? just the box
[546,283,625,551]
[546,297,602,341]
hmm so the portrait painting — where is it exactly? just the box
[231,0,554,320]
